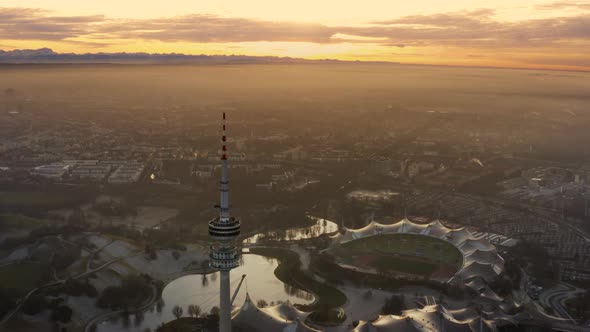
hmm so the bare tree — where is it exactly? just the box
[256,299,268,308]
[210,306,220,316]
[172,305,183,320]
[188,304,201,318]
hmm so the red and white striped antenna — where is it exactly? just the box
[219,112,230,222]
[221,112,227,160]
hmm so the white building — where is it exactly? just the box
[71,164,112,181]
[31,164,72,180]
[108,163,145,184]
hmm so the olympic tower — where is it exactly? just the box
[208,112,241,332]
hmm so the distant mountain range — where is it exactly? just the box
[0,48,357,64]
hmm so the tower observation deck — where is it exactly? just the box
[208,112,241,332]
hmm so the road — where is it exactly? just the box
[540,283,585,324]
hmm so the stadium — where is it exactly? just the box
[328,219,505,296]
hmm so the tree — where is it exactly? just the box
[256,299,268,308]
[172,305,183,319]
[210,306,220,316]
[381,295,405,315]
[50,305,73,323]
[96,275,151,310]
[188,304,201,318]
[573,291,590,319]
[22,294,47,315]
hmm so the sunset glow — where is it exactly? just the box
[1,0,590,70]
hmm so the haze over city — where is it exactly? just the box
[1,1,590,332]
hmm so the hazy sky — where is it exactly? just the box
[1,0,590,70]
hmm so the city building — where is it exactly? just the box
[408,161,435,178]
[108,162,145,183]
[70,163,112,181]
[371,157,392,176]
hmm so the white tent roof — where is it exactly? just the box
[354,221,380,238]
[354,305,498,332]
[232,294,320,332]
[420,220,452,237]
[397,218,428,234]
[458,262,499,282]
[465,249,504,274]
[355,315,422,332]
[442,227,475,246]
[459,239,496,255]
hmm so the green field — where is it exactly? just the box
[0,189,94,210]
[0,213,50,230]
[0,192,70,207]
[331,234,463,278]
[0,263,43,296]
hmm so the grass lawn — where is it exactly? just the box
[0,213,50,230]
[0,263,43,296]
[331,234,462,278]
[0,191,85,210]
[310,254,447,292]
[307,309,347,327]
[152,316,218,332]
[372,255,437,276]
[156,317,196,332]
[339,234,462,264]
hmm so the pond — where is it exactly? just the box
[242,216,338,244]
[96,254,314,332]
[96,217,339,331]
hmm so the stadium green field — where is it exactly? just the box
[330,234,463,278]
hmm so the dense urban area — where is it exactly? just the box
[0,63,589,332]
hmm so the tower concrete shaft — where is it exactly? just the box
[219,271,231,332]
[208,112,240,332]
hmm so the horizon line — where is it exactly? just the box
[1,48,589,73]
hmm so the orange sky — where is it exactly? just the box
[1,0,590,70]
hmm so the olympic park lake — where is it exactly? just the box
[96,217,337,332]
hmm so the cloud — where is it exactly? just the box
[371,8,496,28]
[537,1,590,10]
[95,14,335,43]
[0,7,104,41]
[341,9,590,48]
[1,6,590,54]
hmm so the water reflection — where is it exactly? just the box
[284,283,314,301]
[347,190,399,201]
[243,216,338,244]
[96,254,314,332]
[134,311,144,327]
[121,312,130,329]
